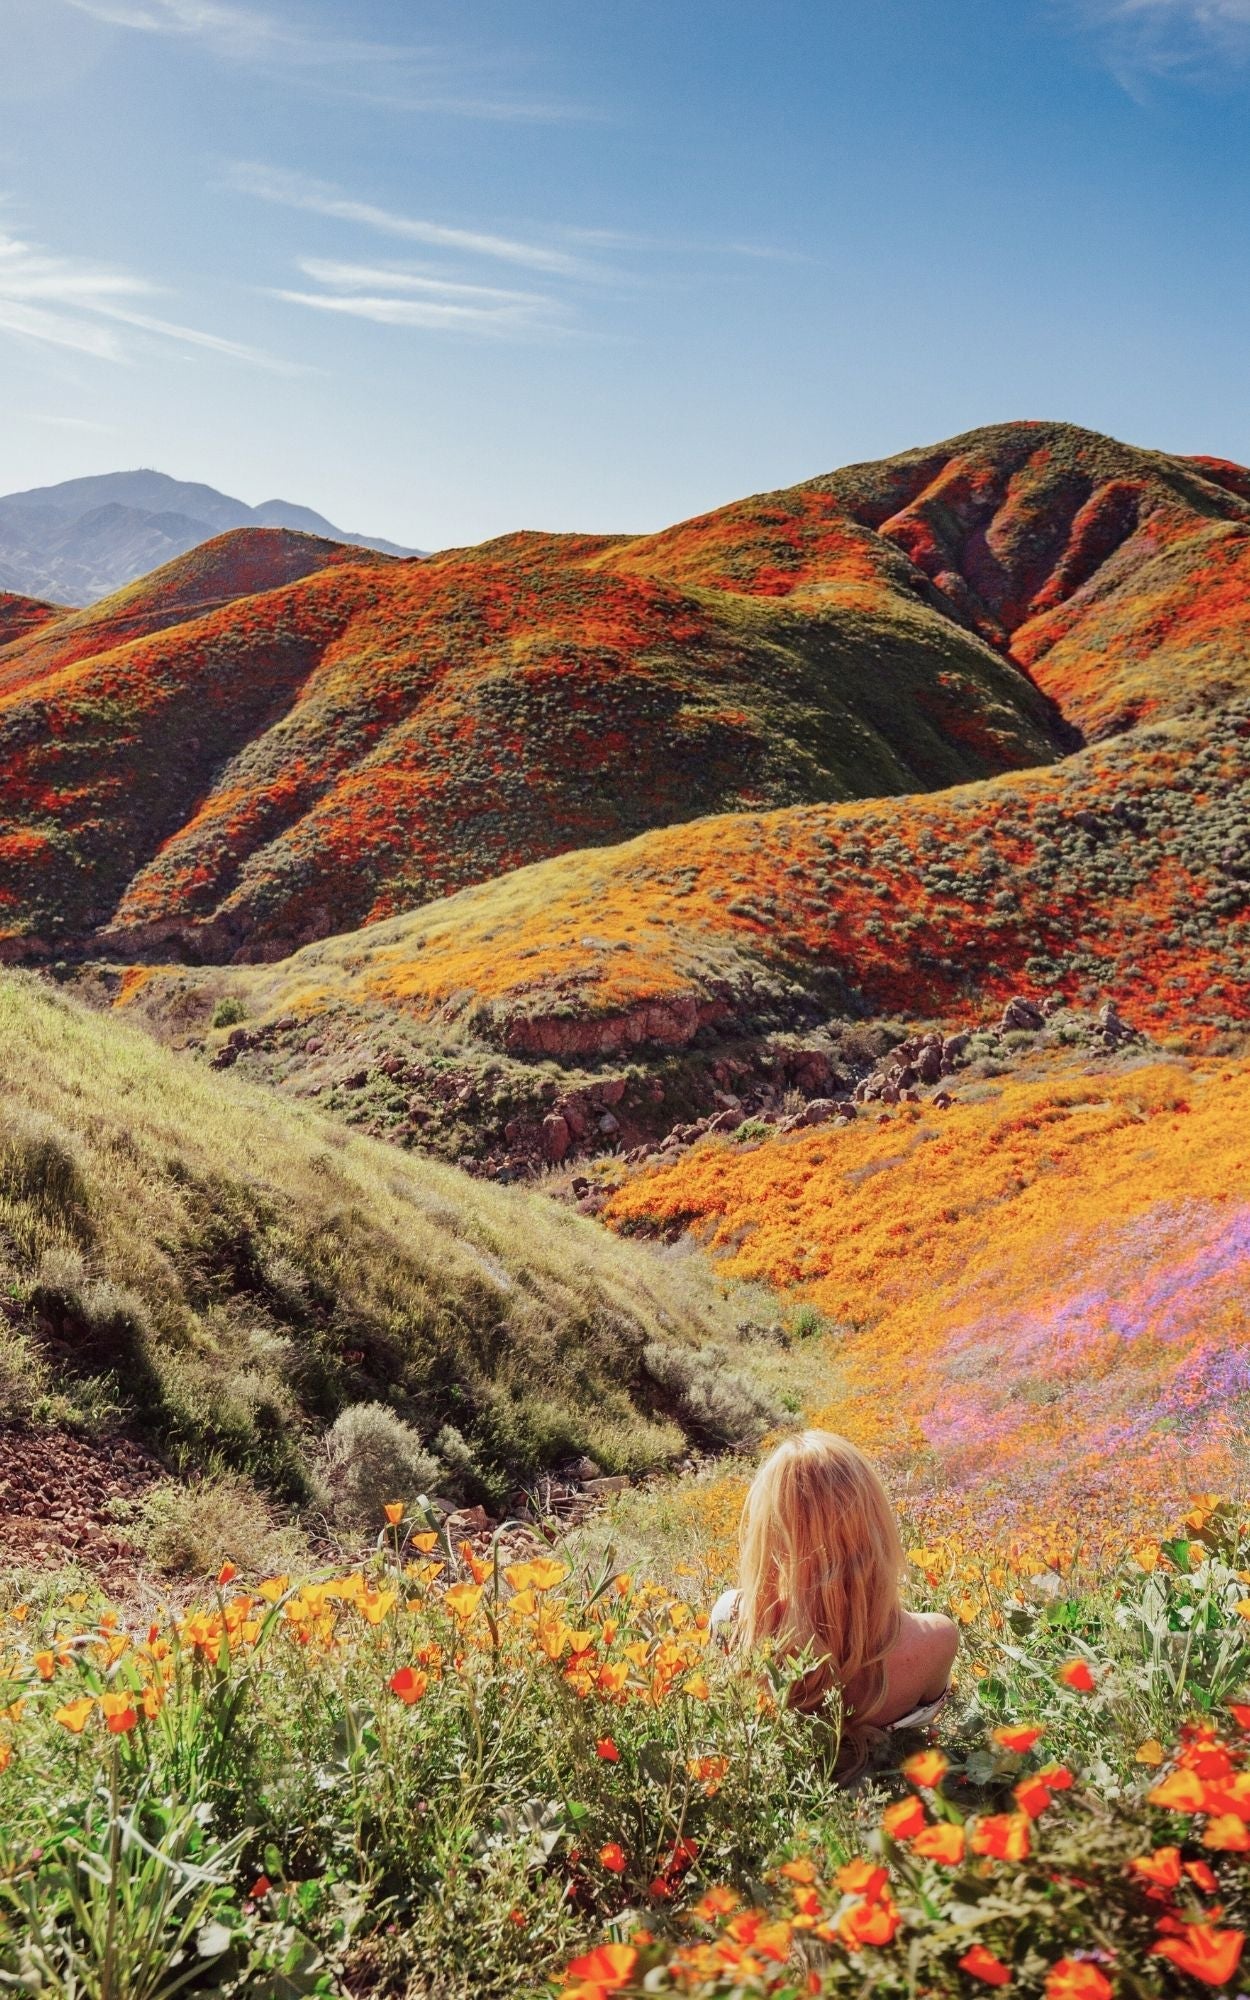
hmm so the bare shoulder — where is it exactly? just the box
[880,1609,959,1717]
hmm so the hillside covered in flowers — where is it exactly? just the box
[2,420,1249,965]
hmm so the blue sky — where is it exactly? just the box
[3,0,1250,549]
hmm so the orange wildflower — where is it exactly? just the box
[217,1563,237,1586]
[388,1667,429,1705]
[1135,1739,1165,1766]
[598,1842,627,1874]
[971,1813,1032,1862]
[779,1858,817,1884]
[1184,1858,1219,1894]
[561,1941,638,1994]
[54,1696,94,1733]
[960,1943,1013,1986]
[1044,1962,1112,2000]
[839,1892,902,1948]
[901,1748,948,1788]
[1203,1814,1250,1851]
[1129,1846,1182,1888]
[443,1583,483,1622]
[595,1737,620,1761]
[527,1558,568,1593]
[459,1544,489,1585]
[1014,1776,1057,1819]
[911,1821,965,1865]
[100,1691,137,1735]
[383,1502,404,1525]
[882,1795,927,1840]
[695,1886,740,1919]
[1152,1923,1244,1985]
[993,1724,1044,1753]
[836,1858,889,1902]
[1057,1660,1096,1693]
[1148,1768,1206,1812]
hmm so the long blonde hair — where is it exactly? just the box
[736,1430,904,1724]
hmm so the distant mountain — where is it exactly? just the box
[0,469,417,604]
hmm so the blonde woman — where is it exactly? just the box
[711,1431,957,1759]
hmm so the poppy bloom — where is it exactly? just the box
[1057,1660,1096,1693]
[911,1821,965,1865]
[100,1691,137,1735]
[780,1858,817,1884]
[528,1558,569,1593]
[901,1748,948,1788]
[217,1563,237,1587]
[1036,1763,1073,1791]
[971,1813,1031,1862]
[1203,1814,1250,1851]
[595,1737,620,1761]
[54,1696,94,1734]
[1151,1922,1244,1985]
[959,1943,1013,1986]
[1228,1702,1250,1731]
[560,1941,639,1993]
[695,1886,740,1919]
[598,1842,627,1874]
[383,1502,404,1525]
[443,1583,483,1622]
[836,1858,889,1902]
[1044,1961,1112,1999]
[1183,1857,1219,1894]
[882,1795,927,1840]
[1135,1738,1165,1766]
[247,1876,271,1900]
[993,1724,1044,1754]
[1013,1776,1057,1820]
[838,1893,902,1948]
[1129,1846,1182,1888]
[1148,1768,1206,1812]
[389,1667,429,1705]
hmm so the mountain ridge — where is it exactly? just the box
[0,467,418,604]
[2,418,1248,987]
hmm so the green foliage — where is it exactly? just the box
[0,974,764,1498]
[317,1404,442,1532]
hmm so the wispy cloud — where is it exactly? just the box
[228,163,591,276]
[0,221,288,367]
[66,0,586,118]
[275,258,564,338]
[67,0,428,64]
[1072,0,1250,77]
[29,413,118,433]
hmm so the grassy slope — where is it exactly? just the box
[606,1049,1250,1538]
[0,972,775,1500]
[171,693,1250,1059]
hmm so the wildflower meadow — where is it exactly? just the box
[2,1486,1248,1998]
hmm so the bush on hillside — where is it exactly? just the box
[642,1341,780,1448]
[140,1471,304,1578]
[318,1403,443,1531]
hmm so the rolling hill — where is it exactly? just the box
[0,971,770,1503]
[3,420,1249,967]
[606,1049,1250,1537]
[0,467,415,604]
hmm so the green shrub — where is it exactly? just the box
[139,1470,304,1577]
[318,1403,443,1531]
[642,1342,780,1448]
